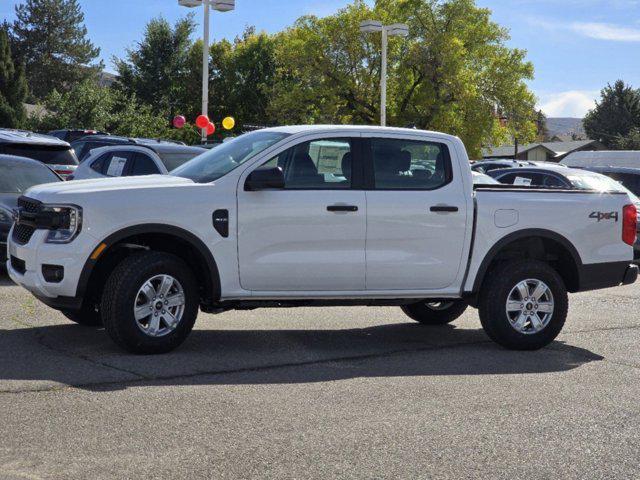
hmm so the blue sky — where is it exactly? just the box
[2,0,640,117]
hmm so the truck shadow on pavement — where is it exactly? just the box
[0,321,604,392]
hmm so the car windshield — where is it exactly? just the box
[0,160,60,193]
[0,144,78,165]
[568,173,640,202]
[171,131,290,183]
[472,171,500,185]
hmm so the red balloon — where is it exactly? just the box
[206,122,216,136]
[195,114,209,129]
[172,115,186,129]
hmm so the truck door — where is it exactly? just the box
[363,136,468,290]
[237,136,366,292]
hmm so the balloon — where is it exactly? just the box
[222,116,235,130]
[195,114,209,129]
[206,122,215,136]
[172,115,186,129]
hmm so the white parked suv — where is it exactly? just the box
[7,126,639,354]
[70,143,206,180]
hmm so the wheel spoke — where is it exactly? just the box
[506,301,523,312]
[147,315,161,336]
[537,302,554,313]
[140,282,156,301]
[530,313,544,331]
[516,282,529,300]
[165,293,185,308]
[531,281,548,301]
[512,313,528,331]
[162,311,179,330]
[157,275,173,297]
[134,303,152,321]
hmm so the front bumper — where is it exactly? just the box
[7,226,94,305]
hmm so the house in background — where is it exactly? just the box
[482,139,605,162]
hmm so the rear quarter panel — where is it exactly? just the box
[464,189,634,292]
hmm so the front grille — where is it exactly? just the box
[10,255,25,274]
[11,197,41,245]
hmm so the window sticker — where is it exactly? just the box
[513,176,532,186]
[106,156,127,176]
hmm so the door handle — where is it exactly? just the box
[430,205,458,213]
[327,205,358,212]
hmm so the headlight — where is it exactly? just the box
[0,207,12,224]
[42,205,82,244]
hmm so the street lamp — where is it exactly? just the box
[360,20,409,127]
[178,0,235,142]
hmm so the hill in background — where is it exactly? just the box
[547,117,586,139]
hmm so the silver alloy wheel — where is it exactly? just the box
[133,274,186,338]
[425,301,455,311]
[505,278,554,335]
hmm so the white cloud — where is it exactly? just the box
[538,91,598,117]
[528,16,640,42]
[570,22,640,41]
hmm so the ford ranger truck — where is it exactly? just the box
[7,126,639,354]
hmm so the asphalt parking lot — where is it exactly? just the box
[1,273,639,479]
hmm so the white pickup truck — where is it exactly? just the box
[7,126,639,354]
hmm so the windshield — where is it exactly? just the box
[568,173,640,202]
[0,160,60,193]
[0,144,78,165]
[171,131,290,183]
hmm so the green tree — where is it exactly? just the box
[114,15,196,117]
[207,27,278,127]
[0,28,28,128]
[584,80,640,148]
[9,0,102,100]
[270,0,537,157]
[614,127,640,150]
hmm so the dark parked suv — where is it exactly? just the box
[0,129,78,179]
[71,135,186,161]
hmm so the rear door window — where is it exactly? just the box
[370,138,452,190]
[130,153,160,175]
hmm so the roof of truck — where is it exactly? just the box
[265,125,457,140]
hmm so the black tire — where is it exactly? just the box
[401,300,468,325]
[478,259,568,350]
[61,302,102,327]
[100,251,199,354]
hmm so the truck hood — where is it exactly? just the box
[23,175,195,203]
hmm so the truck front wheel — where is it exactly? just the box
[478,260,568,350]
[401,300,468,325]
[100,251,199,354]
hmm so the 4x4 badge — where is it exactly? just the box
[589,211,619,222]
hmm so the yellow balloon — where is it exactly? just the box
[222,116,235,130]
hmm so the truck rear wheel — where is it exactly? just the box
[401,300,468,325]
[478,259,568,350]
[100,251,199,354]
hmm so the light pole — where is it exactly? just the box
[360,21,409,127]
[178,0,235,142]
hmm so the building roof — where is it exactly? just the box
[483,139,600,159]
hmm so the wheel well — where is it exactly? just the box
[478,236,580,293]
[83,232,218,309]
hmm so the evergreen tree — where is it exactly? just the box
[0,28,28,128]
[10,0,102,100]
[114,15,196,117]
[584,80,640,148]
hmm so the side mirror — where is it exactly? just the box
[244,166,285,191]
